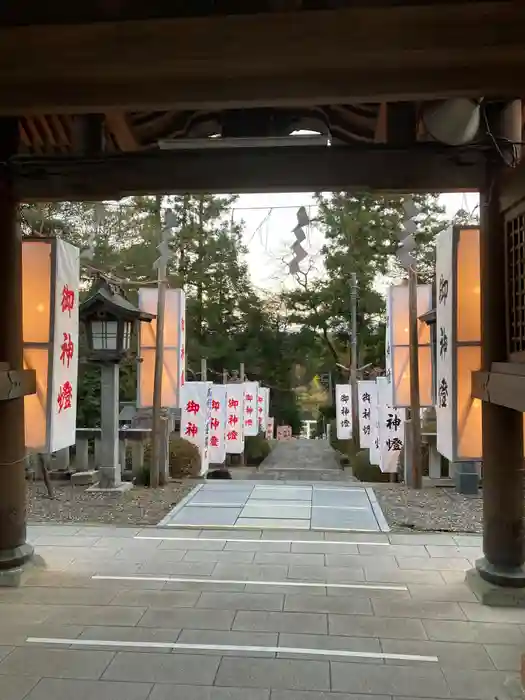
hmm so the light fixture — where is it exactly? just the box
[158,134,331,150]
[435,225,482,462]
[80,279,154,362]
[421,98,481,146]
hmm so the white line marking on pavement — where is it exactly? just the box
[25,637,438,662]
[134,536,390,546]
[91,574,406,591]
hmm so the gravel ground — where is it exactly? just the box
[373,483,483,533]
[27,480,197,526]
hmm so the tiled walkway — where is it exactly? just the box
[0,523,522,699]
[159,482,390,532]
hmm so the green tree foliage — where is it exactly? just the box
[283,192,447,379]
[20,195,305,430]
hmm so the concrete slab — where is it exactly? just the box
[166,508,242,527]
[11,521,525,699]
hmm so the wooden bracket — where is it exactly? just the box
[0,362,36,401]
[472,362,525,412]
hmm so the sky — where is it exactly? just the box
[232,192,480,292]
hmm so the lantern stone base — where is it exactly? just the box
[87,466,133,494]
[0,542,35,587]
[466,562,525,605]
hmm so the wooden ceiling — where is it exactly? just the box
[0,0,493,25]
[1,1,524,118]
[17,105,386,155]
[3,0,524,197]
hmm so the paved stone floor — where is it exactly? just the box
[0,523,523,699]
[254,439,354,482]
[159,482,390,531]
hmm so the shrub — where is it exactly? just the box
[352,449,392,483]
[140,435,202,481]
[244,433,271,466]
[168,436,201,478]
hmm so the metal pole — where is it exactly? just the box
[408,265,422,489]
[150,195,167,488]
[201,358,207,382]
[350,273,359,449]
[222,369,228,385]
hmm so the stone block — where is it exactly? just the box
[466,568,525,608]
[70,470,98,486]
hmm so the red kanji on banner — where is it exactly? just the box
[228,398,239,408]
[211,400,220,411]
[60,332,74,368]
[185,422,198,437]
[258,407,263,413]
[181,318,185,331]
[246,419,253,426]
[227,430,238,441]
[61,284,75,316]
[210,435,219,447]
[186,400,200,415]
[258,396,263,403]
[246,407,253,415]
[57,381,73,412]
[181,371,185,386]
[228,414,239,426]
[210,418,220,430]
[245,394,253,402]
[181,346,185,360]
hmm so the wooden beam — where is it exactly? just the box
[472,365,525,416]
[12,145,484,200]
[0,3,524,113]
[104,111,139,151]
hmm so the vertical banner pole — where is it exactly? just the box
[350,273,359,448]
[151,195,167,488]
[408,265,422,488]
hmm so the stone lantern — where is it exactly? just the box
[80,279,154,489]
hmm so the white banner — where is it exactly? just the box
[357,380,376,449]
[209,385,227,464]
[225,383,245,454]
[435,227,454,461]
[369,405,381,466]
[257,387,269,432]
[265,416,275,440]
[49,239,80,453]
[377,377,405,473]
[243,381,259,436]
[335,384,352,439]
[384,290,394,405]
[180,382,211,475]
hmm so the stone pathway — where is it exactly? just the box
[0,523,522,699]
[255,439,353,481]
[159,482,389,531]
[160,440,382,531]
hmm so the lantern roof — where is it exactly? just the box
[419,308,436,326]
[80,279,155,323]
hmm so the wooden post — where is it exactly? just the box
[239,362,245,465]
[408,265,422,489]
[350,273,360,449]
[201,358,207,382]
[151,195,166,488]
[0,118,33,573]
[476,161,525,586]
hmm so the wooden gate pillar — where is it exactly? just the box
[475,159,525,587]
[0,119,33,576]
